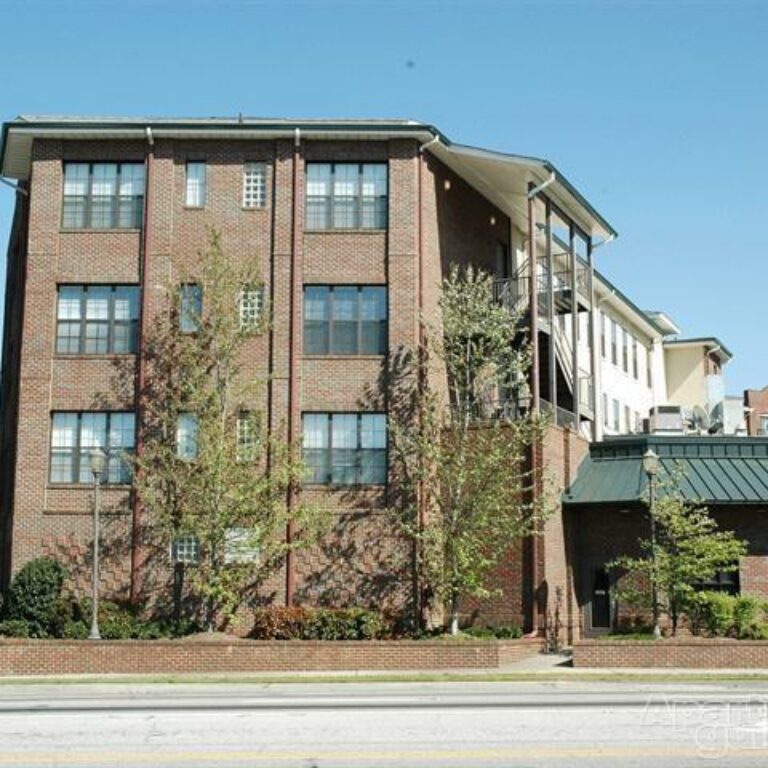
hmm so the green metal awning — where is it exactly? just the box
[563,436,768,506]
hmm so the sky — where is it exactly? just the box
[0,0,766,393]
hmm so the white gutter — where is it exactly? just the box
[0,176,27,196]
[419,134,440,154]
[527,171,556,199]
[145,126,154,146]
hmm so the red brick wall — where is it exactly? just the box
[574,638,768,668]
[1,134,526,626]
[745,389,768,436]
[0,637,542,676]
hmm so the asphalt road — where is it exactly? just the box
[4,680,768,766]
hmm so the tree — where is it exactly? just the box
[387,265,545,635]
[611,476,747,635]
[135,228,327,629]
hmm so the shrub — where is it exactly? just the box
[463,625,522,640]
[0,619,31,638]
[251,606,312,640]
[3,558,66,637]
[250,606,390,640]
[734,596,768,640]
[686,591,736,637]
[60,619,89,639]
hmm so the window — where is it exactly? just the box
[172,535,200,565]
[760,415,768,434]
[695,569,740,596]
[56,285,139,355]
[303,413,387,485]
[610,319,617,365]
[176,413,199,459]
[236,412,261,462]
[242,162,266,208]
[180,284,202,333]
[224,528,260,565]
[600,312,607,358]
[632,338,639,380]
[624,406,631,433]
[622,327,629,373]
[239,286,264,330]
[185,161,206,207]
[603,393,609,428]
[304,286,387,355]
[62,162,145,229]
[49,412,135,485]
[306,163,388,230]
[647,347,653,389]
[612,399,620,431]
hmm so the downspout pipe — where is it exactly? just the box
[414,133,438,628]
[285,127,301,607]
[131,126,154,604]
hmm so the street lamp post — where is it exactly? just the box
[89,448,107,641]
[642,448,661,640]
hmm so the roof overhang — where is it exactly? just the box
[663,337,733,365]
[428,141,616,242]
[594,273,667,340]
[1,115,617,242]
[564,435,768,506]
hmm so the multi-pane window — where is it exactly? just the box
[50,412,135,485]
[647,347,653,389]
[622,327,629,373]
[56,285,139,355]
[632,338,639,379]
[236,412,260,462]
[610,319,617,365]
[62,162,145,229]
[180,284,202,333]
[612,399,620,431]
[185,161,206,207]
[176,413,199,459]
[624,406,631,434]
[242,162,266,208]
[224,528,260,565]
[239,286,264,330]
[303,413,387,485]
[603,393,609,428]
[172,535,200,565]
[304,286,387,355]
[600,313,607,358]
[306,163,388,230]
[695,569,740,596]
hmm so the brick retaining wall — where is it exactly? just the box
[574,639,768,668]
[0,638,542,676]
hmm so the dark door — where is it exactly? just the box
[589,566,612,630]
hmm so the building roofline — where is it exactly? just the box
[593,269,668,337]
[663,336,733,362]
[0,114,617,240]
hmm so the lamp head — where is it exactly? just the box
[642,448,660,478]
[90,448,107,479]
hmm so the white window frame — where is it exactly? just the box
[242,162,266,209]
[171,535,200,565]
[239,286,264,331]
[185,161,206,207]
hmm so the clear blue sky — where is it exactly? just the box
[1,0,766,392]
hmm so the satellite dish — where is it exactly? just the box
[692,405,711,434]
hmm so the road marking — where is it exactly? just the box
[2,745,768,764]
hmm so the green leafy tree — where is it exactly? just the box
[611,477,747,636]
[387,265,545,635]
[135,228,327,629]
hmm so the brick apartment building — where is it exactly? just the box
[0,115,620,636]
[6,116,765,641]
